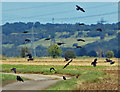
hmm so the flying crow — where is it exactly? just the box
[11,68,16,73]
[78,23,84,25]
[105,59,115,64]
[63,76,66,80]
[96,28,102,32]
[45,38,51,40]
[91,58,97,67]
[75,46,82,48]
[63,59,73,69]
[76,5,85,12]
[57,42,65,46]
[26,53,32,58]
[77,39,85,42]
[17,76,24,82]
[25,39,31,42]
[22,31,28,33]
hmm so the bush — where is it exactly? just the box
[64,50,76,59]
[47,44,62,58]
[105,51,114,58]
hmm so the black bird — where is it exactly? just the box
[57,42,65,46]
[63,76,66,80]
[105,59,115,64]
[91,58,97,67]
[63,59,73,69]
[76,5,85,12]
[45,38,51,40]
[64,57,70,62]
[11,68,16,73]
[27,58,34,61]
[25,39,31,42]
[76,74,80,79]
[50,67,56,72]
[17,76,24,82]
[75,46,82,48]
[77,39,85,42]
[96,28,102,32]
[110,61,115,64]
[105,59,111,62]
[26,53,32,58]
[22,31,28,33]
[26,53,33,61]
[78,23,84,25]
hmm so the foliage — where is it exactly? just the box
[47,44,62,58]
[64,50,76,59]
[87,50,97,57]
[105,51,114,58]
[78,48,87,56]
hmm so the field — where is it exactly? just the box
[1,57,119,90]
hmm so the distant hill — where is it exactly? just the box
[2,22,119,57]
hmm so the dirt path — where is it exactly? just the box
[2,73,70,90]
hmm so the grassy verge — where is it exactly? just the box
[46,71,105,90]
[2,74,29,86]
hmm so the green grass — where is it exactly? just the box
[46,71,105,90]
[2,74,29,86]
[2,64,116,75]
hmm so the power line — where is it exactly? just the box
[2,11,117,22]
[3,2,70,12]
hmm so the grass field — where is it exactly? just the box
[1,57,119,90]
[2,74,29,86]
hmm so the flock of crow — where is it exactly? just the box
[10,5,115,82]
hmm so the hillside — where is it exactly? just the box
[2,22,119,57]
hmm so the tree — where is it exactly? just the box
[20,46,30,58]
[47,44,62,58]
[88,50,97,57]
[105,51,114,58]
[64,50,76,59]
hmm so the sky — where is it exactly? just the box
[1,1,118,25]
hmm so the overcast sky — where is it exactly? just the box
[2,1,118,24]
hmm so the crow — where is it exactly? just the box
[77,39,85,42]
[50,67,56,72]
[64,57,70,62]
[45,38,51,40]
[105,59,115,64]
[110,61,115,64]
[22,31,28,33]
[63,76,66,80]
[57,42,65,46]
[11,68,16,73]
[76,5,85,12]
[105,59,111,62]
[76,74,80,79]
[75,46,82,48]
[63,59,73,69]
[91,58,97,67]
[17,76,24,82]
[27,58,34,61]
[26,53,32,59]
[78,23,84,25]
[96,28,102,32]
[25,39,31,42]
